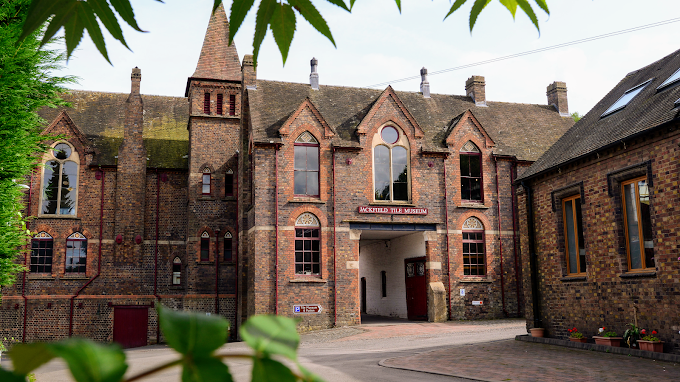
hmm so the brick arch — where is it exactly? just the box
[198,164,215,173]
[196,226,215,238]
[454,133,487,154]
[33,225,59,239]
[454,213,493,232]
[288,124,324,145]
[67,226,93,240]
[366,119,416,152]
[286,206,329,228]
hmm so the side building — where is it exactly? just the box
[517,48,680,353]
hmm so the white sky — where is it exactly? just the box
[52,0,680,115]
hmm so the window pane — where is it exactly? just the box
[312,264,320,274]
[381,126,399,144]
[307,146,319,170]
[295,241,303,250]
[469,155,480,177]
[624,183,642,269]
[42,161,60,214]
[304,252,311,262]
[460,155,470,177]
[295,252,303,263]
[53,143,72,159]
[307,172,319,195]
[294,172,306,194]
[374,146,390,200]
[295,264,303,273]
[202,184,210,194]
[312,252,319,263]
[294,146,306,171]
[461,179,471,201]
[201,238,210,261]
[470,178,481,201]
[311,241,319,251]
[638,180,655,268]
[564,200,577,274]
[575,201,586,273]
[304,241,311,250]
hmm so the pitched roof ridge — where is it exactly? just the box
[65,89,186,100]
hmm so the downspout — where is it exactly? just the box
[154,169,161,343]
[234,153,239,338]
[332,148,338,326]
[510,161,522,316]
[274,146,279,315]
[22,169,33,342]
[442,156,451,320]
[69,169,105,337]
[521,181,541,329]
[215,229,220,315]
[494,156,507,317]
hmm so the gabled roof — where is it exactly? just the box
[190,3,241,82]
[519,49,680,180]
[247,80,574,161]
[445,110,495,149]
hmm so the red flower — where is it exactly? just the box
[573,327,577,331]
[652,330,658,335]
[641,329,647,335]
[568,329,572,333]
[602,327,606,330]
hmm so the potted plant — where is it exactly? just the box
[623,322,642,349]
[567,327,587,343]
[529,328,545,337]
[638,330,664,353]
[593,327,622,347]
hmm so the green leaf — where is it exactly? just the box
[393,0,401,13]
[19,0,73,42]
[298,364,326,382]
[88,0,130,50]
[76,2,112,64]
[181,356,232,382]
[269,3,296,65]
[516,0,540,32]
[0,368,26,382]
[251,357,296,382]
[323,0,350,12]
[499,0,517,18]
[444,0,468,20]
[46,339,127,382]
[212,0,223,15]
[8,343,55,375]
[533,0,549,15]
[110,0,146,32]
[37,1,79,47]
[348,0,356,10]
[62,5,87,60]
[288,0,335,47]
[240,315,300,361]
[252,0,278,67]
[229,0,256,46]
[469,0,492,31]
[157,305,229,357]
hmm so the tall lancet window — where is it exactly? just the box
[40,142,79,216]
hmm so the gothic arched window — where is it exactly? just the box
[30,232,53,273]
[294,132,319,196]
[295,213,320,275]
[373,126,409,202]
[40,142,79,216]
[65,232,87,273]
[462,217,485,276]
[460,141,482,202]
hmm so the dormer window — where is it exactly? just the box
[601,79,652,117]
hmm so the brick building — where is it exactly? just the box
[517,49,680,353]
[0,6,574,347]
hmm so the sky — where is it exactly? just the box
[51,0,680,116]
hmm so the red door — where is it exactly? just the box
[113,307,148,348]
[405,257,427,321]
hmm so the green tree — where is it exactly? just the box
[0,0,74,288]
[21,0,549,65]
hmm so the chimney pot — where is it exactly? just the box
[547,81,569,116]
[131,67,141,95]
[310,57,319,90]
[420,67,430,98]
[465,75,486,107]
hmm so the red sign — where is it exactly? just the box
[358,206,428,215]
[293,304,323,314]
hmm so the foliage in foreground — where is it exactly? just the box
[0,0,73,288]
[21,0,550,66]
[0,306,323,382]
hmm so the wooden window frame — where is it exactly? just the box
[30,233,53,273]
[460,151,483,202]
[203,93,210,114]
[622,176,655,270]
[202,168,211,195]
[294,227,321,276]
[562,194,586,275]
[462,230,485,276]
[216,93,223,115]
[294,134,320,197]
[200,232,210,262]
[65,233,87,273]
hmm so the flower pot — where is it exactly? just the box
[638,340,664,353]
[530,328,544,337]
[569,337,587,343]
[593,336,622,347]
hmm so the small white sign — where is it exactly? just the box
[472,301,483,306]
[460,289,465,297]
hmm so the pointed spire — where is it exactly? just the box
[192,3,241,81]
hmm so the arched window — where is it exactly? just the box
[172,257,182,285]
[462,217,485,276]
[200,231,210,261]
[294,132,319,196]
[294,213,320,275]
[65,232,87,273]
[30,232,53,273]
[225,169,234,197]
[202,168,211,195]
[224,231,233,262]
[460,141,482,202]
[373,126,409,201]
[40,142,79,216]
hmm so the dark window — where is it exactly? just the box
[200,232,210,261]
[622,177,654,270]
[229,94,236,116]
[563,195,586,275]
[172,257,181,285]
[203,93,210,114]
[202,168,211,195]
[30,233,53,273]
[224,232,233,262]
[294,132,319,197]
[225,171,234,196]
[463,231,485,276]
[460,153,482,202]
[65,233,87,273]
[216,94,223,115]
[381,270,387,297]
[295,228,320,275]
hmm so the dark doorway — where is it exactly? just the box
[404,256,427,321]
[360,277,367,313]
[113,306,148,348]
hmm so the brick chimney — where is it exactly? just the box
[547,81,569,116]
[465,75,486,106]
[420,67,430,98]
[242,55,256,90]
[310,57,319,90]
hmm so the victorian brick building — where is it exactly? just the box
[1,6,574,347]
[517,49,680,353]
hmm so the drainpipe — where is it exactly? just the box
[22,169,34,342]
[69,168,105,337]
[234,153,240,338]
[493,156,508,317]
[521,181,541,329]
[510,161,522,316]
[274,145,279,315]
[442,156,451,320]
[332,147,338,326]
[215,229,220,315]
[154,169,162,343]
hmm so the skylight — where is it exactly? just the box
[657,67,680,90]
[601,79,652,118]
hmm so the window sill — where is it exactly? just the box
[222,196,237,202]
[28,274,55,280]
[459,277,491,283]
[193,114,239,119]
[61,275,90,280]
[369,202,414,206]
[289,278,327,283]
[37,215,81,220]
[198,261,214,265]
[289,197,325,204]
[221,261,236,266]
[619,270,656,279]
[198,196,216,201]
[457,203,489,209]
[168,286,185,290]
[560,276,587,282]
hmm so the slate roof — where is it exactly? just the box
[39,90,189,169]
[519,49,680,180]
[247,80,574,161]
[190,3,241,82]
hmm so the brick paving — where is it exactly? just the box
[381,339,680,381]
